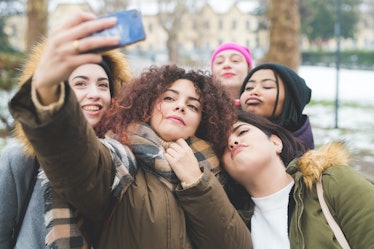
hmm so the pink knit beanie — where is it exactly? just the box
[210,42,253,69]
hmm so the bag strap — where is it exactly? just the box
[316,178,351,249]
[10,157,39,248]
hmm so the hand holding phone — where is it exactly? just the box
[86,9,146,53]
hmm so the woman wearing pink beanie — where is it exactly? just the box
[211,42,253,107]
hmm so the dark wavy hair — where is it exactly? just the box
[96,64,236,157]
[225,110,308,209]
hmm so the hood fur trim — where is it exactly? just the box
[297,141,351,189]
[14,38,133,155]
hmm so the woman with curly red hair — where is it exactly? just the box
[99,64,235,157]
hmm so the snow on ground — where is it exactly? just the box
[299,66,374,105]
[298,66,374,151]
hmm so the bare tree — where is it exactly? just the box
[26,0,48,52]
[156,0,191,63]
[157,0,212,64]
[261,0,301,71]
[156,0,207,64]
[95,0,129,16]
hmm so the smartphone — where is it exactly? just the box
[86,9,146,53]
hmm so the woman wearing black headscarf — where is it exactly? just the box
[239,63,314,149]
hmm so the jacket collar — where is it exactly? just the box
[287,141,351,189]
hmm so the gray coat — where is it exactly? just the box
[0,142,47,249]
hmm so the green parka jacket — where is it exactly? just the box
[9,77,252,249]
[237,142,374,248]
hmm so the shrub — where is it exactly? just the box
[302,50,374,70]
[0,52,25,91]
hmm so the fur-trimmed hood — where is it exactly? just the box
[290,141,351,189]
[13,38,133,156]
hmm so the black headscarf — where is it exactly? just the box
[240,63,311,131]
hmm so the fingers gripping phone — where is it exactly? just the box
[87,9,146,53]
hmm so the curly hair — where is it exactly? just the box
[97,64,236,156]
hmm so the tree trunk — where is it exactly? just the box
[26,0,48,52]
[97,0,128,15]
[261,0,300,71]
[157,0,189,64]
[167,33,179,63]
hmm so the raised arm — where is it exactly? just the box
[32,12,119,106]
[8,12,124,226]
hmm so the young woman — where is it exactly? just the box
[8,12,252,249]
[94,64,251,248]
[239,63,314,149]
[210,42,253,106]
[0,37,132,249]
[222,111,374,248]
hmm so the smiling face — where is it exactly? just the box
[150,79,202,141]
[240,69,285,118]
[212,49,250,99]
[222,121,282,184]
[68,64,111,127]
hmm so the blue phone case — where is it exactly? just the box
[87,9,146,53]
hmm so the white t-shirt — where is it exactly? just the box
[251,181,295,249]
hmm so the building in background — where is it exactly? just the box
[131,1,266,65]
[2,0,270,66]
[4,0,374,66]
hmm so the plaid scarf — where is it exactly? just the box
[127,123,223,190]
[42,139,137,248]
